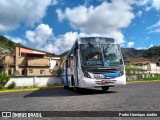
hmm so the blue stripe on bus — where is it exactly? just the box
[101,71,120,78]
[65,59,69,86]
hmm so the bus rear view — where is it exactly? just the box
[61,37,126,92]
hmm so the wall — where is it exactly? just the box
[28,58,49,66]
[5,56,14,64]
[27,67,52,76]
[5,76,60,87]
[144,63,160,74]
[49,59,57,70]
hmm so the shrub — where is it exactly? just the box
[57,68,61,77]
[7,81,16,89]
[0,72,10,88]
[0,84,3,89]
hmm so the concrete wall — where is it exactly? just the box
[5,76,60,87]
[144,63,160,74]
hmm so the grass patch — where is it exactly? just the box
[142,76,160,80]
[127,78,160,83]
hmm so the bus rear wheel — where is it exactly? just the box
[64,86,69,89]
[101,86,109,91]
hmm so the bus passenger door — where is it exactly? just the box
[73,48,79,87]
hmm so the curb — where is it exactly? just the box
[0,86,63,93]
[127,80,160,84]
[1,80,160,93]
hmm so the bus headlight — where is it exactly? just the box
[84,71,91,78]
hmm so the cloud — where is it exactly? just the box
[127,42,134,48]
[148,21,160,29]
[25,24,54,48]
[136,10,143,17]
[137,44,154,50]
[25,23,123,54]
[135,0,160,11]
[149,28,160,33]
[25,24,77,54]
[56,9,65,22]
[152,0,160,10]
[149,44,154,48]
[0,0,52,32]
[4,35,26,45]
[135,0,150,6]
[51,0,58,5]
[136,47,147,50]
[57,0,134,45]
[147,20,160,33]
[50,32,79,54]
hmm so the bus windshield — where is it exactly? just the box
[80,44,123,67]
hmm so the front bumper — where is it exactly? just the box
[79,74,126,88]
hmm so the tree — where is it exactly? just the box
[0,72,10,89]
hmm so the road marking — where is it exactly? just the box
[0,86,63,93]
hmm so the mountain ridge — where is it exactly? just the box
[0,36,159,59]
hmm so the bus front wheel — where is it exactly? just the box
[74,86,80,93]
[101,86,109,91]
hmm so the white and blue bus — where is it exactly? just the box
[60,37,126,92]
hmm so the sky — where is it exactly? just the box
[0,0,160,54]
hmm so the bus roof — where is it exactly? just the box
[78,37,116,44]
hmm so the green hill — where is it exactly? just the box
[0,36,21,50]
[142,46,160,59]
[121,48,145,59]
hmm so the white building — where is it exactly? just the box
[143,62,160,74]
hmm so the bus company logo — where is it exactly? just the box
[2,112,11,117]
[104,60,110,67]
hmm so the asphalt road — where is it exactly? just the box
[0,82,160,120]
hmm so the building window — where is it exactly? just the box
[56,61,58,66]
[156,63,160,66]
[8,69,12,76]
[40,70,45,75]
[29,69,33,73]
[22,69,25,75]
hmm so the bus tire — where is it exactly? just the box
[64,86,69,89]
[71,75,74,86]
[74,86,80,93]
[101,86,109,91]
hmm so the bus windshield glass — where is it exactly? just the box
[80,44,123,67]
